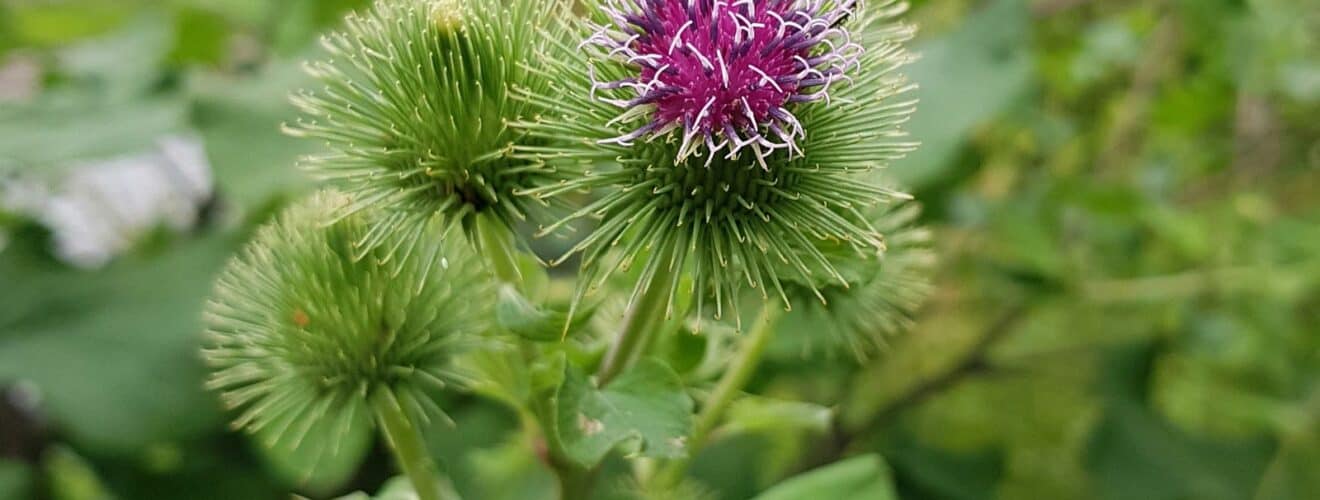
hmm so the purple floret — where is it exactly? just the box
[585,0,863,167]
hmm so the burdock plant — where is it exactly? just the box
[203,0,929,498]
[517,0,918,381]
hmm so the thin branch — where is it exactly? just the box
[862,302,1029,427]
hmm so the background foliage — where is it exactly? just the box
[1,0,1316,499]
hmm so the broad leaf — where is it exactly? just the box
[0,232,238,453]
[0,460,32,500]
[892,0,1032,187]
[494,285,596,342]
[751,454,897,500]
[553,358,693,467]
[722,396,833,436]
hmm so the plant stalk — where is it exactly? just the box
[654,304,783,487]
[374,391,454,500]
[595,261,678,385]
[477,213,598,498]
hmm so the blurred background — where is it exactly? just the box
[0,0,1316,499]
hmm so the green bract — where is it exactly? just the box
[776,200,935,359]
[202,190,490,449]
[515,0,920,323]
[286,0,570,254]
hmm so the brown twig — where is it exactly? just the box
[803,303,1030,468]
[860,302,1029,428]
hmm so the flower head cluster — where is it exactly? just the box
[517,0,918,323]
[286,0,570,256]
[586,0,864,167]
[774,200,934,359]
[202,191,490,451]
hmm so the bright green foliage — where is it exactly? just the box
[5,0,1315,499]
[202,190,491,454]
[515,0,920,324]
[286,0,572,251]
[552,358,694,467]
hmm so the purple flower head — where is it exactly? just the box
[586,0,864,167]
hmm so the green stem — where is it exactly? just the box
[654,304,783,487]
[374,391,454,500]
[595,261,678,385]
[476,213,596,498]
[548,453,596,500]
[476,213,523,286]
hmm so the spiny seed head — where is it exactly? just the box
[202,190,491,452]
[516,0,919,324]
[775,200,934,359]
[587,0,864,167]
[286,0,572,253]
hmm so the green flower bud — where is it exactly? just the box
[286,0,572,254]
[775,200,935,359]
[202,190,491,451]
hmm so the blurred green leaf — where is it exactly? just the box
[5,1,141,47]
[0,232,239,454]
[1085,344,1277,500]
[45,446,112,500]
[0,98,188,171]
[187,59,317,208]
[751,454,896,500]
[0,460,33,500]
[894,0,1032,187]
[722,397,832,437]
[167,7,229,66]
[466,437,558,500]
[57,13,173,101]
[333,476,422,500]
[881,428,1004,500]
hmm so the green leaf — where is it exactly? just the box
[466,437,558,500]
[1253,429,1320,500]
[1085,344,1277,500]
[722,396,833,437]
[1085,404,1275,500]
[5,2,141,47]
[494,285,596,342]
[167,7,229,66]
[44,446,112,500]
[553,358,694,467]
[0,460,33,500]
[880,429,1004,500]
[0,98,189,171]
[58,13,174,101]
[892,0,1032,187]
[751,454,897,500]
[0,233,239,453]
[333,476,424,500]
[187,59,318,209]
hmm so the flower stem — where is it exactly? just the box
[475,213,597,498]
[476,213,524,286]
[654,304,783,487]
[596,261,678,385]
[374,391,455,500]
